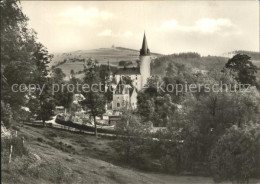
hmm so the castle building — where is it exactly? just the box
[111,33,151,111]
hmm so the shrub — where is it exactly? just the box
[1,102,13,128]
[43,130,57,138]
[1,136,28,162]
[113,110,153,168]
[37,137,44,142]
[209,124,260,184]
[159,144,181,174]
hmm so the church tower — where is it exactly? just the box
[140,32,151,87]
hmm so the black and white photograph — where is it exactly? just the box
[1,0,260,183]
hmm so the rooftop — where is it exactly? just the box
[140,32,150,56]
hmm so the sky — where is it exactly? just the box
[21,1,259,56]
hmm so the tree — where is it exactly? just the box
[1,101,13,128]
[137,76,161,122]
[121,76,133,87]
[153,94,176,127]
[70,69,74,76]
[98,64,114,103]
[105,85,113,103]
[60,81,75,114]
[163,62,197,103]
[113,109,152,164]
[1,0,29,69]
[1,0,54,126]
[166,62,177,77]
[137,92,176,127]
[137,75,178,126]
[51,68,74,114]
[210,124,260,184]
[52,68,66,83]
[225,54,257,86]
[137,92,155,123]
[80,60,106,137]
[32,43,54,125]
[1,0,35,111]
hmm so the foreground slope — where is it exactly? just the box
[1,123,232,184]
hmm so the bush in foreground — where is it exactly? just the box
[209,124,260,184]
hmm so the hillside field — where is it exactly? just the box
[50,47,161,76]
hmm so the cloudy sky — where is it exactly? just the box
[21,1,259,56]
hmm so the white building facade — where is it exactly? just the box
[111,33,151,111]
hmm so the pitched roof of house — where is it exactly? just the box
[115,79,124,94]
[115,67,140,75]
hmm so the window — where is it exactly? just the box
[117,103,120,107]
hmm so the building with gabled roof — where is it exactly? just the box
[110,32,151,111]
[112,79,138,110]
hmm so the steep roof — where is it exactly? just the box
[140,32,150,56]
[115,79,128,94]
[115,79,124,94]
[129,87,137,97]
[115,67,140,75]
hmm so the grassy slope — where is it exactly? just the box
[1,123,230,184]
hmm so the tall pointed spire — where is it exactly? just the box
[140,32,150,56]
